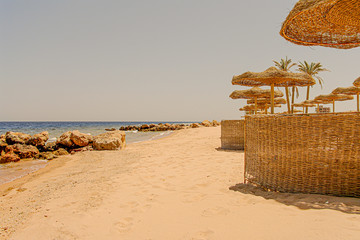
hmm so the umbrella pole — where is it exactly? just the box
[285,87,290,113]
[317,104,319,113]
[271,83,274,114]
[291,87,295,114]
[302,107,304,113]
[333,100,335,113]
[357,93,359,112]
[255,97,258,115]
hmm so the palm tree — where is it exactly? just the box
[273,57,296,113]
[298,61,329,113]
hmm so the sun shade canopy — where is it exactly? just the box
[280,0,360,49]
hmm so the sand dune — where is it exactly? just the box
[1,127,360,239]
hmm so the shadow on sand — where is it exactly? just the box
[215,147,244,153]
[229,183,360,214]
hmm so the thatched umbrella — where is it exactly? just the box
[315,93,354,112]
[293,101,317,113]
[232,67,315,114]
[280,0,360,49]
[305,99,332,113]
[229,87,283,114]
[353,77,360,87]
[332,86,360,111]
[240,104,281,114]
[247,97,286,114]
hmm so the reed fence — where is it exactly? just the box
[221,120,245,150]
[245,112,360,197]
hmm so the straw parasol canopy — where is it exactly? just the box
[293,101,317,113]
[280,0,360,49]
[240,103,281,114]
[232,67,315,114]
[247,97,286,105]
[332,86,360,111]
[315,93,354,112]
[229,87,283,114]
[353,77,360,87]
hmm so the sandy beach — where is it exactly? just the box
[1,126,360,240]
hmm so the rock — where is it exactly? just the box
[44,142,59,152]
[149,124,156,128]
[93,130,126,151]
[201,120,212,127]
[70,145,93,154]
[27,131,49,147]
[0,135,8,151]
[190,123,200,128]
[53,148,69,156]
[140,124,150,130]
[6,144,40,159]
[105,128,116,131]
[5,132,31,145]
[56,131,73,148]
[70,130,93,147]
[212,120,220,126]
[0,152,20,163]
[39,152,57,160]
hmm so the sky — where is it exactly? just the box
[1,0,360,121]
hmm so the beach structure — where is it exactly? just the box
[332,86,360,111]
[232,67,315,114]
[280,0,360,49]
[292,101,317,113]
[221,120,245,150]
[314,93,354,112]
[245,112,360,197]
[229,87,283,114]
[353,76,360,87]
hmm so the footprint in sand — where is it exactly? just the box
[201,207,230,217]
[181,193,206,203]
[115,217,134,233]
[185,230,214,240]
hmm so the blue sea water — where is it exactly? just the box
[0,121,194,185]
[0,121,193,143]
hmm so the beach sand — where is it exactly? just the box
[1,126,360,239]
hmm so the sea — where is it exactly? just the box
[0,121,194,185]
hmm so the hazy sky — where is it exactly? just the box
[1,0,360,121]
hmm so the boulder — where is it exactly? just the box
[56,131,73,148]
[53,148,69,156]
[0,135,8,151]
[5,132,31,145]
[212,120,220,126]
[190,123,200,128]
[44,142,59,152]
[201,120,212,127]
[105,128,116,131]
[93,130,126,151]
[39,152,57,160]
[27,131,49,147]
[140,124,150,130]
[0,152,20,163]
[70,145,93,154]
[70,130,93,147]
[6,144,40,159]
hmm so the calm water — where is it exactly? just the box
[0,121,194,185]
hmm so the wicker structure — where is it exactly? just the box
[332,86,360,111]
[221,120,245,150]
[353,77,360,87]
[232,67,315,114]
[315,93,354,112]
[280,0,360,49]
[230,87,283,114]
[245,112,360,197]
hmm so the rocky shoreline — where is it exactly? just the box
[0,120,220,164]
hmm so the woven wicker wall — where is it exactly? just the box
[221,120,245,150]
[245,113,360,197]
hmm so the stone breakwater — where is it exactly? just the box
[106,120,220,132]
[0,120,220,164]
[0,130,126,164]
